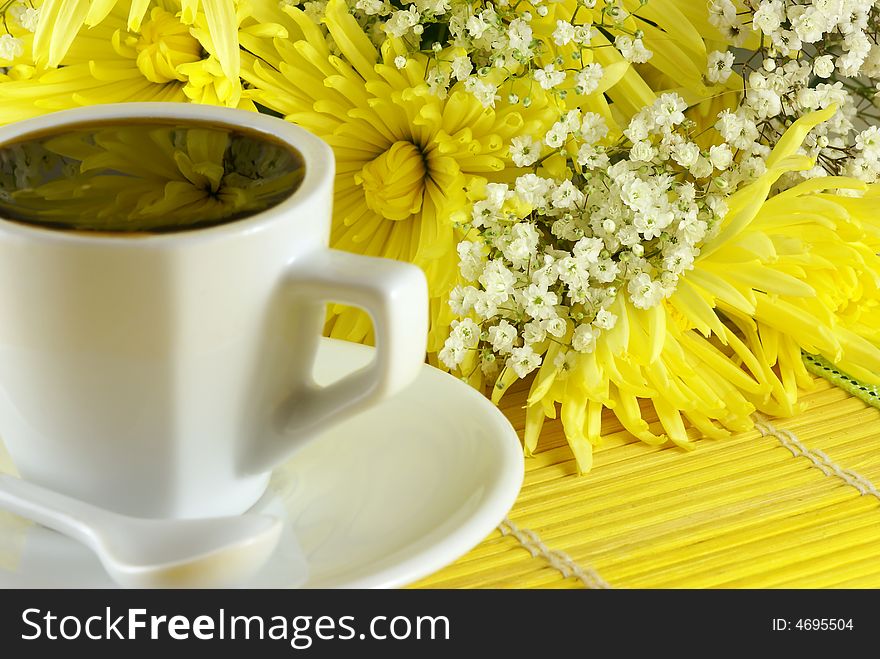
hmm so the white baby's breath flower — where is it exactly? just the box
[707,50,735,83]
[534,64,566,90]
[671,142,700,168]
[488,320,518,354]
[440,318,480,369]
[579,112,608,144]
[709,144,733,170]
[464,76,499,108]
[10,5,40,32]
[507,344,542,378]
[630,140,656,162]
[507,18,533,54]
[479,259,516,302]
[572,324,599,353]
[415,0,450,14]
[510,135,541,167]
[652,93,687,127]
[514,173,552,207]
[553,19,576,46]
[438,340,465,370]
[384,7,420,37]
[856,126,880,159]
[457,241,486,281]
[628,272,663,309]
[813,55,835,79]
[752,0,784,36]
[574,63,603,95]
[593,308,617,331]
[551,179,585,209]
[452,318,480,347]
[355,0,385,15]
[544,123,568,148]
[572,25,594,45]
[522,320,546,345]
[466,14,489,39]
[576,143,609,169]
[708,0,737,30]
[749,88,782,119]
[614,35,651,63]
[450,55,472,80]
[0,34,24,62]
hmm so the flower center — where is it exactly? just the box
[134,8,203,84]
[357,141,426,221]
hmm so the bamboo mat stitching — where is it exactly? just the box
[753,413,880,499]
[498,516,611,589]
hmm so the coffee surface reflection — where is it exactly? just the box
[0,121,305,233]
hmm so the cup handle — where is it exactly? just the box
[248,249,428,473]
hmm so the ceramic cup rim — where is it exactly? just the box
[0,102,334,248]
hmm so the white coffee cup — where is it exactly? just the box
[0,103,428,518]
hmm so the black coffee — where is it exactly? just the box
[0,119,305,233]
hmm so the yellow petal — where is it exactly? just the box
[202,0,240,81]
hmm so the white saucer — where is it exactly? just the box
[0,338,523,588]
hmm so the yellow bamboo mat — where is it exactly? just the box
[412,376,880,589]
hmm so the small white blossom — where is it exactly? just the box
[553,20,576,46]
[671,142,700,168]
[551,179,585,209]
[574,63,603,95]
[384,7,420,38]
[507,18,533,54]
[439,318,480,369]
[355,0,385,15]
[507,345,542,378]
[510,135,541,167]
[466,14,489,39]
[652,93,687,127]
[708,144,733,170]
[10,5,40,32]
[707,50,735,84]
[708,0,737,30]
[534,64,566,90]
[752,0,784,36]
[615,35,652,63]
[630,140,656,162]
[479,260,516,301]
[514,173,553,207]
[579,112,608,144]
[0,34,24,61]
[450,55,472,81]
[544,123,568,149]
[749,88,782,119]
[572,324,599,353]
[457,241,486,281]
[488,320,518,354]
[628,272,664,309]
[813,55,835,79]
[464,76,499,108]
[415,0,449,14]
[593,308,617,331]
[856,126,880,159]
[576,143,609,169]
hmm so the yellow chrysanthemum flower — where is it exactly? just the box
[242,0,555,348]
[483,107,880,473]
[0,0,275,121]
[525,0,742,135]
[241,0,734,348]
[31,0,240,84]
